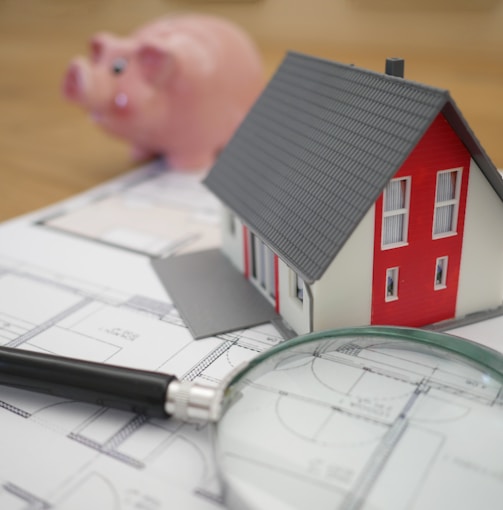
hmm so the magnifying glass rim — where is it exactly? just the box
[225,325,503,392]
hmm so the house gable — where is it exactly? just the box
[204,52,503,289]
[371,112,471,326]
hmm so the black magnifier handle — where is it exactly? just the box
[0,346,220,421]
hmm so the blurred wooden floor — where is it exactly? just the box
[0,3,502,221]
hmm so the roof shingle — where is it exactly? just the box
[204,52,501,283]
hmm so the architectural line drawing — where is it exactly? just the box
[218,332,503,509]
[0,216,283,509]
[39,161,221,258]
[6,297,93,349]
[0,157,501,509]
[3,482,51,510]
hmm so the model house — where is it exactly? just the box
[201,52,503,336]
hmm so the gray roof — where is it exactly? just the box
[204,52,503,284]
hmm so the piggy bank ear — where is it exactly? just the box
[89,32,118,63]
[137,44,176,87]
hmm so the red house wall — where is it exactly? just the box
[371,113,471,327]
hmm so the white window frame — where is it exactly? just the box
[382,177,411,249]
[434,256,448,290]
[432,168,462,239]
[385,267,399,301]
[249,232,276,302]
[226,210,237,236]
[289,270,305,307]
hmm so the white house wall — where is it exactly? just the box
[456,160,503,316]
[310,207,375,331]
[278,207,375,335]
[221,208,244,272]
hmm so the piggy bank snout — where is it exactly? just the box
[62,60,88,102]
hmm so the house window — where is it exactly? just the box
[290,271,304,304]
[435,256,448,289]
[385,267,399,301]
[249,232,276,300]
[433,169,462,237]
[250,232,258,280]
[266,247,275,298]
[226,210,237,236]
[382,178,411,248]
[296,274,304,302]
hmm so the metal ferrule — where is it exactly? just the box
[165,380,222,422]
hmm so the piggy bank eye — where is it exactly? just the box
[112,58,127,75]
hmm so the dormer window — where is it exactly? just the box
[382,177,411,248]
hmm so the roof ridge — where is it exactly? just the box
[285,50,451,98]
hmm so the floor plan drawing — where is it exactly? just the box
[40,160,221,257]
[0,162,502,509]
[0,251,284,509]
[0,162,285,509]
[217,335,503,509]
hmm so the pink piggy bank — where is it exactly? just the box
[62,15,264,169]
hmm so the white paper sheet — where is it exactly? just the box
[0,160,501,509]
[0,161,284,509]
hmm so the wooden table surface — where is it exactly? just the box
[1,8,502,222]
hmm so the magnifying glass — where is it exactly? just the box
[1,326,502,509]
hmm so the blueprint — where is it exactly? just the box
[217,334,503,509]
[0,159,502,509]
[0,161,284,509]
[41,162,221,257]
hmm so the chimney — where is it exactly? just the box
[385,58,405,78]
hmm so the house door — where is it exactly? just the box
[248,232,278,306]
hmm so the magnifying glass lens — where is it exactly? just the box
[214,327,503,510]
